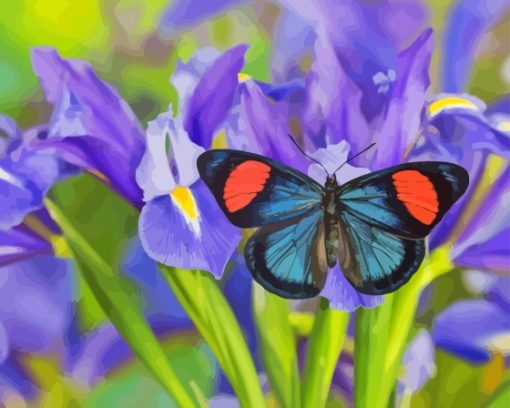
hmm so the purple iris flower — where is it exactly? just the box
[30,48,146,208]
[0,116,72,230]
[224,24,435,309]
[0,114,74,267]
[409,94,510,249]
[278,0,428,123]
[136,46,246,277]
[432,272,510,364]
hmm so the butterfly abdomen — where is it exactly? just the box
[323,178,340,268]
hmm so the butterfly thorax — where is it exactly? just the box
[323,176,341,268]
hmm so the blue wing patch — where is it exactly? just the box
[244,209,328,299]
[337,211,426,295]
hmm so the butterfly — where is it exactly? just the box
[197,149,469,298]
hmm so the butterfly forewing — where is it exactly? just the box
[198,149,323,227]
[337,162,469,238]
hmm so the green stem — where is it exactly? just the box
[354,246,454,408]
[160,265,266,408]
[301,298,350,408]
[44,198,200,408]
[354,295,394,407]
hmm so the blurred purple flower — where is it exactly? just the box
[159,0,250,37]
[451,165,509,274]
[136,46,246,277]
[0,256,76,401]
[31,48,146,208]
[432,293,510,364]
[397,330,436,400]
[432,271,510,364]
[441,0,509,92]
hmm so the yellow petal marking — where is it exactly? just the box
[170,186,201,236]
[428,96,479,117]
[237,72,252,83]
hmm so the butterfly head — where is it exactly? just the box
[325,174,339,191]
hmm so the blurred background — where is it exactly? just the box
[0,1,508,407]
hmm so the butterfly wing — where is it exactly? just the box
[336,212,425,295]
[338,161,469,239]
[198,149,323,227]
[244,209,329,299]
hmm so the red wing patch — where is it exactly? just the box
[392,170,439,225]
[223,160,271,213]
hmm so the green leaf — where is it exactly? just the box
[160,265,266,408]
[302,298,350,408]
[252,283,300,408]
[44,198,201,408]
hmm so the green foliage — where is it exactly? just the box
[253,284,301,408]
[45,198,201,407]
[160,265,266,408]
[302,299,350,408]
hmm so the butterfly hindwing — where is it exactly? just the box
[244,209,328,299]
[337,212,426,295]
[338,161,469,238]
[198,149,323,227]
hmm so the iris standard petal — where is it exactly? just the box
[307,140,370,186]
[229,79,309,173]
[320,265,383,311]
[372,28,434,169]
[184,44,248,148]
[139,181,240,278]
[31,48,146,207]
[135,113,177,201]
[280,0,427,122]
[432,299,510,364]
[441,0,509,92]
[136,110,205,200]
[302,34,370,155]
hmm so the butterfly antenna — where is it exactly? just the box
[332,142,376,175]
[287,133,330,176]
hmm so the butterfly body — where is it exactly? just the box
[198,149,469,298]
[322,176,341,268]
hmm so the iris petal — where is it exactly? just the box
[138,181,240,278]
